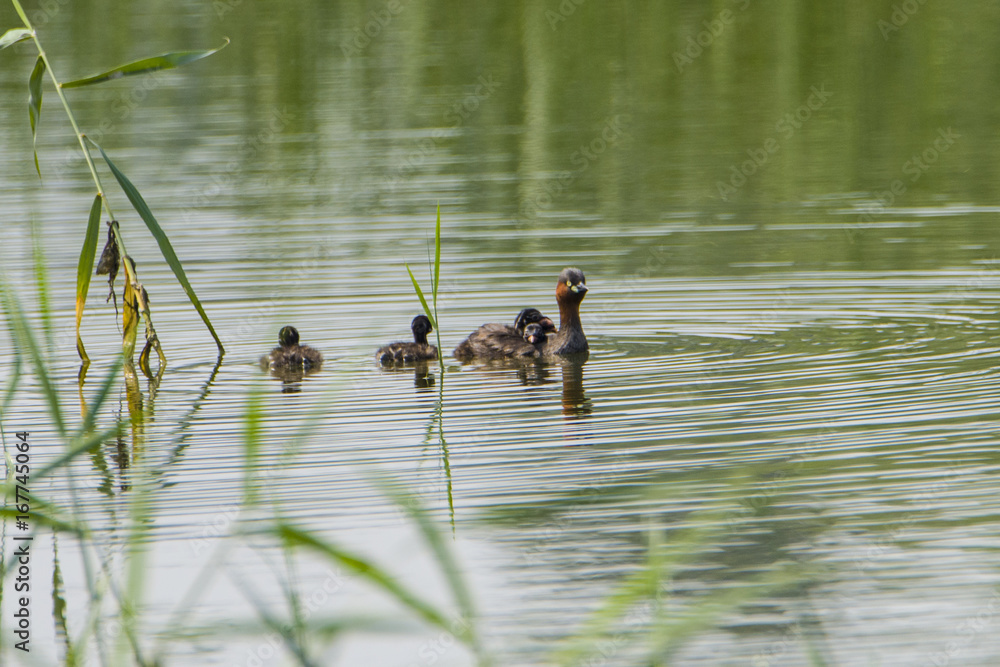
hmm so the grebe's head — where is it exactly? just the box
[555,267,588,303]
[523,323,547,346]
[411,315,433,341]
[278,326,300,347]
[514,308,556,333]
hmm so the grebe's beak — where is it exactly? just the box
[571,283,588,294]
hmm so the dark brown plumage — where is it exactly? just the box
[377,315,438,364]
[261,326,323,371]
[453,308,556,361]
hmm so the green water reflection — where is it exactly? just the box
[3,1,1000,665]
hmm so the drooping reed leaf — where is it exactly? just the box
[28,54,44,177]
[75,194,103,361]
[405,264,436,330]
[0,27,31,50]
[90,139,225,354]
[275,523,453,634]
[376,480,476,645]
[122,259,139,359]
[61,39,229,88]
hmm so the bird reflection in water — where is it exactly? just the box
[378,360,437,390]
[264,366,321,394]
[557,353,591,418]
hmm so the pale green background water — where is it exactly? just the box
[2,1,1000,665]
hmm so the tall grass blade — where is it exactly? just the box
[432,204,441,307]
[405,265,436,330]
[242,387,262,505]
[10,0,30,27]
[62,39,229,88]
[90,139,225,354]
[31,223,54,352]
[28,54,44,177]
[0,280,65,437]
[33,422,122,483]
[75,195,103,362]
[378,481,475,644]
[0,27,31,50]
[275,523,453,634]
[0,337,22,419]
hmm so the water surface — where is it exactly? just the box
[2,2,1000,665]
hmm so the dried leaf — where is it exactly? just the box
[96,220,120,316]
[122,257,139,360]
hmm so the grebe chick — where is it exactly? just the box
[547,267,589,355]
[262,326,323,370]
[376,315,438,364]
[522,322,549,353]
[453,308,556,361]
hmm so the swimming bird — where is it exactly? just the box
[453,307,556,361]
[262,326,323,370]
[376,315,438,364]
[546,267,589,355]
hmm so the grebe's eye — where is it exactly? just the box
[566,280,572,287]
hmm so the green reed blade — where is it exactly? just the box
[90,139,225,354]
[34,422,121,483]
[10,0,30,27]
[0,284,65,437]
[276,523,453,634]
[62,38,229,88]
[28,54,44,177]
[376,480,476,644]
[73,195,103,362]
[405,264,436,330]
[433,204,441,307]
[31,222,53,351]
[0,27,31,50]
[242,388,262,505]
